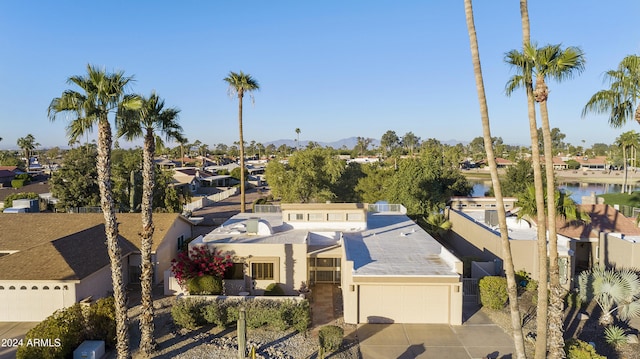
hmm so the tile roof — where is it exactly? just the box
[0,213,188,280]
[555,204,640,239]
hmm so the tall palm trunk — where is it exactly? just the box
[623,146,628,193]
[538,76,565,358]
[97,118,130,359]
[519,2,549,357]
[139,128,156,355]
[238,90,246,213]
[464,1,527,357]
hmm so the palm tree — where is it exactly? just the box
[295,128,301,150]
[117,92,182,355]
[508,42,585,358]
[17,134,40,170]
[177,136,189,167]
[223,71,260,213]
[578,267,640,325]
[463,1,527,357]
[615,131,640,193]
[583,55,640,126]
[508,2,550,355]
[48,64,141,359]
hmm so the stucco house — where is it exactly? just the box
[184,203,463,325]
[0,213,192,321]
[446,199,640,289]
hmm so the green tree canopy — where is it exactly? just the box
[385,155,472,215]
[50,147,101,210]
[265,148,344,203]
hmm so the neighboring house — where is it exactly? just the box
[494,158,514,169]
[552,156,569,170]
[446,200,640,289]
[185,203,463,325]
[576,156,607,171]
[0,174,53,210]
[0,169,15,187]
[155,157,177,170]
[0,213,192,321]
[449,196,518,212]
[347,157,380,164]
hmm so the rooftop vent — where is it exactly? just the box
[246,217,259,234]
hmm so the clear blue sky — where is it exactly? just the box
[1,1,640,150]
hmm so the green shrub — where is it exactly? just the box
[565,338,606,359]
[187,275,223,295]
[514,270,538,293]
[11,179,26,189]
[171,298,205,329]
[225,302,240,324]
[85,297,116,347]
[246,300,286,329]
[291,300,311,333]
[604,325,628,347]
[173,298,310,332]
[264,283,285,296]
[318,325,344,353]
[16,304,85,359]
[201,301,226,327]
[565,291,583,309]
[479,276,508,310]
[4,192,39,209]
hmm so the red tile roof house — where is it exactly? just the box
[576,156,608,171]
[557,204,640,277]
[494,157,514,169]
[0,213,192,321]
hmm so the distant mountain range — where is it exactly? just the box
[264,137,468,149]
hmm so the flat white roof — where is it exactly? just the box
[196,207,460,277]
[462,210,537,240]
[344,213,458,277]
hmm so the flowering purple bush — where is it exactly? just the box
[171,246,233,286]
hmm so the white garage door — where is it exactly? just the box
[0,285,66,322]
[359,285,450,324]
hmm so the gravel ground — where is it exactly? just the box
[118,189,361,358]
[482,290,640,359]
[124,296,360,359]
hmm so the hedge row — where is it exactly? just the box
[172,297,310,333]
[16,297,116,359]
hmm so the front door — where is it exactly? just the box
[308,257,341,284]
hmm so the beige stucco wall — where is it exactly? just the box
[281,204,368,231]
[75,265,113,301]
[155,218,192,284]
[340,246,462,325]
[446,209,539,279]
[0,280,77,321]
[600,233,640,269]
[195,242,308,295]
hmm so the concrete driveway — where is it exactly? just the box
[351,306,515,359]
[0,322,38,359]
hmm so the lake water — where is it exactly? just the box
[469,179,640,204]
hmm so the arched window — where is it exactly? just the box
[31,286,38,290]
[9,286,15,290]
[0,286,4,290]
[42,286,49,290]
[20,286,27,290]
[54,286,61,290]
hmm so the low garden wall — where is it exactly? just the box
[175,293,306,302]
